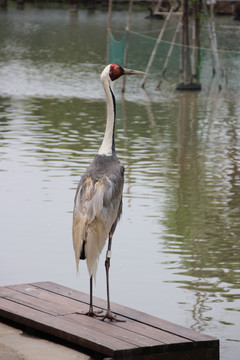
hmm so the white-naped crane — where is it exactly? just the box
[72,64,145,321]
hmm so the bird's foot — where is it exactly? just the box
[76,306,103,318]
[101,310,125,322]
[85,309,103,318]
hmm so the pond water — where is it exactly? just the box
[0,7,240,360]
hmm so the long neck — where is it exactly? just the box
[98,80,116,156]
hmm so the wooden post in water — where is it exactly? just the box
[179,0,192,83]
[209,0,222,90]
[176,0,201,90]
[192,0,201,81]
[202,0,221,90]
[122,0,134,93]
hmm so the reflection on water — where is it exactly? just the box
[161,94,240,337]
[0,8,240,360]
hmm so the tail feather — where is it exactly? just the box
[72,212,85,272]
[72,211,108,281]
[84,219,108,281]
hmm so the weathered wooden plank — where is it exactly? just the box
[0,282,219,360]
[108,317,189,345]
[5,284,87,316]
[0,286,179,355]
[64,313,162,349]
[33,282,218,343]
[5,284,189,346]
[30,282,198,347]
[1,286,86,316]
[32,282,219,355]
[1,285,188,348]
[0,297,138,358]
[0,296,185,359]
[33,281,91,305]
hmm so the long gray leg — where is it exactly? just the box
[83,276,102,317]
[89,276,94,314]
[102,231,125,322]
[105,233,112,315]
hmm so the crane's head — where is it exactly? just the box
[101,64,145,85]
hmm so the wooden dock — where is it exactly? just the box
[0,282,219,359]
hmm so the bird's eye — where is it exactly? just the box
[109,64,124,81]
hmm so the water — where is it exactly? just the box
[0,7,240,360]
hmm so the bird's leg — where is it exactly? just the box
[88,276,94,315]
[84,276,102,317]
[102,232,125,322]
[105,233,112,314]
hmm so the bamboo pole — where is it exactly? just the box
[141,2,176,88]
[192,5,197,77]
[210,0,221,84]
[192,0,201,80]
[181,0,192,84]
[202,0,217,74]
[202,0,221,89]
[122,0,134,93]
[154,0,163,13]
[176,0,201,90]
[202,0,215,73]
[157,16,182,88]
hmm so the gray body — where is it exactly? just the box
[73,153,124,280]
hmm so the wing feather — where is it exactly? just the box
[72,157,124,280]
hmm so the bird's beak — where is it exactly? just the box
[123,68,146,76]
